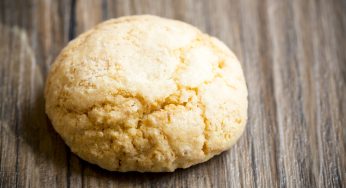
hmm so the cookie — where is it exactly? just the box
[45,15,248,172]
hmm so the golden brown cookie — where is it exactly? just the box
[45,15,248,172]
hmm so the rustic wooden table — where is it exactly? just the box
[0,0,345,187]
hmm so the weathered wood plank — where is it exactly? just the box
[0,0,345,187]
[0,0,72,187]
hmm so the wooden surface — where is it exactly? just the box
[0,0,345,187]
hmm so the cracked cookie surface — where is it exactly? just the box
[45,15,248,172]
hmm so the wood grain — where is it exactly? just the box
[0,0,345,187]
